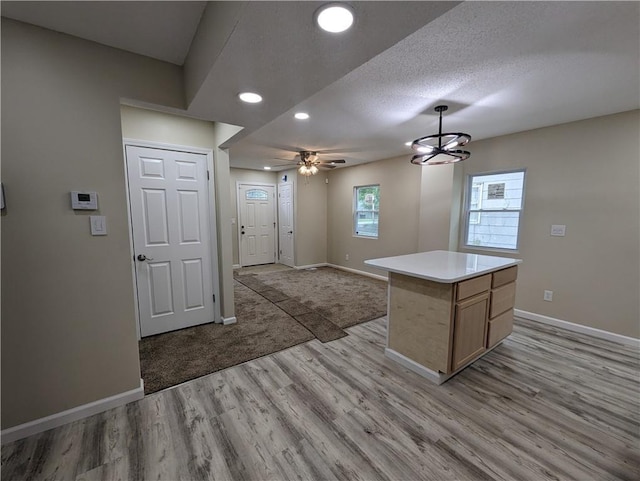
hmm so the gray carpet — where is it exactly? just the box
[139,265,388,394]
[234,271,348,343]
[252,266,388,328]
[139,280,314,394]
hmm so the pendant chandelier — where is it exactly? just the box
[410,105,471,165]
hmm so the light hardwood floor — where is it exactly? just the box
[2,318,639,480]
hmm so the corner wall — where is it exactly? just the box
[292,171,329,267]
[1,19,184,429]
[460,110,640,338]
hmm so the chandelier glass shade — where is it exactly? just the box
[410,105,471,165]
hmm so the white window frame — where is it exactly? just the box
[353,184,380,239]
[462,169,526,252]
[469,182,483,224]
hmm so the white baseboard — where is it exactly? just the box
[222,316,237,325]
[385,341,503,386]
[1,379,144,445]
[232,264,241,269]
[327,263,388,282]
[515,309,640,348]
[295,263,328,270]
[385,348,445,384]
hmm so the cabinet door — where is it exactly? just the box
[451,293,489,372]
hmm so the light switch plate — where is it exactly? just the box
[550,224,566,236]
[90,216,107,236]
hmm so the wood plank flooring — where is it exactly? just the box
[2,317,639,481]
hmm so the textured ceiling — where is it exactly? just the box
[229,1,640,170]
[3,1,638,172]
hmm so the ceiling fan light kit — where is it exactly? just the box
[410,105,471,165]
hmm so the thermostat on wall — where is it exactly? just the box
[71,191,98,210]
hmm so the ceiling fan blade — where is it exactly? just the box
[318,164,336,169]
[318,159,345,164]
[269,162,301,168]
[273,157,298,162]
[314,147,363,154]
[261,142,306,153]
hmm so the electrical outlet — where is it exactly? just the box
[345,254,349,261]
[543,290,553,302]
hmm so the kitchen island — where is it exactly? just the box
[365,250,522,384]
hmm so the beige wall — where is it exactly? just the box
[230,168,278,266]
[210,127,242,321]
[327,155,421,276]
[460,110,639,338]
[418,163,464,252]
[1,20,184,429]
[278,170,329,267]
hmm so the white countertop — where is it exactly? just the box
[365,250,522,283]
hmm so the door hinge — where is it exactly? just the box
[212,294,216,303]
[207,170,210,180]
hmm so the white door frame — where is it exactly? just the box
[123,138,222,340]
[236,181,277,267]
[277,181,295,267]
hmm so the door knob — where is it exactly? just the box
[137,254,154,261]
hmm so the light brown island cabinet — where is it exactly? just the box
[365,251,521,384]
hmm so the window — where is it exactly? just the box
[464,170,526,250]
[245,189,268,200]
[354,184,379,238]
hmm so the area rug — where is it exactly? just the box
[139,280,314,394]
[140,265,388,394]
[233,272,348,343]
[253,266,388,328]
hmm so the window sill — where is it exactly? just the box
[460,245,520,256]
[353,235,378,240]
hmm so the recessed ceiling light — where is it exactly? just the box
[238,92,262,103]
[263,166,272,170]
[316,4,354,33]
[294,112,310,120]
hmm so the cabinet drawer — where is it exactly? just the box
[490,282,516,318]
[492,266,518,288]
[456,274,491,301]
[487,309,514,347]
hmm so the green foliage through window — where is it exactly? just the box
[354,185,379,238]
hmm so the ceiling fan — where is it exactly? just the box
[275,150,346,176]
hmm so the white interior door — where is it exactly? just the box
[126,145,215,337]
[278,182,294,267]
[238,184,276,266]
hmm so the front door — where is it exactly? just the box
[278,182,294,267]
[125,145,216,337]
[238,184,276,266]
